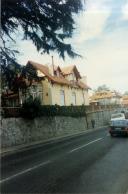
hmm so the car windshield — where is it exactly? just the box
[111,113,124,119]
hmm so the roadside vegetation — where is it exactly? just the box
[20,98,87,119]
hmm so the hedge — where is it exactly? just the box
[18,96,87,119]
[40,105,87,117]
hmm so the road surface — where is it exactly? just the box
[1,127,128,193]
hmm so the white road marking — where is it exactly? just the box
[69,138,103,153]
[0,160,51,184]
[0,135,107,184]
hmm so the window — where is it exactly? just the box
[26,84,43,103]
[54,71,57,76]
[60,90,65,105]
[29,85,38,99]
[54,70,60,77]
[72,92,76,105]
[69,73,74,81]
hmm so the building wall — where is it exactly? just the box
[75,88,84,105]
[41,79,51,105]
[49,83,89,106]
[19,79,89,106]
[83,90,89,105]
[98,97,121,105]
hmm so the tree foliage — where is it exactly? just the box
[95,84,110,92]
[1,61,22,91]
[1,0,84,92]
[20,103,87,119]
[124,91,128,95]
[1,0,83,62]
[20,96,42,119]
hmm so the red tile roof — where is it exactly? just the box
[77,80,91,90]
[27,61,71,86]
[61,65,75,75]
[27,61,89,89]
[61,65,81,79]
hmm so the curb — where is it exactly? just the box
[1,125,108,158]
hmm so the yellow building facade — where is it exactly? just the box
[90,90,122,105]
[25,61,90,106]
[122,95,128,107]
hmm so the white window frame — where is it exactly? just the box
[72,92,76,105]
[60,90,65,106]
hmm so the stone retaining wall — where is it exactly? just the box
[0,108,123,148]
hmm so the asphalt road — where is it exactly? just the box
[1,127,128,194]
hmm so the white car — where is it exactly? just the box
[110,113,125,121]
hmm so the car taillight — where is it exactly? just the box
[125,127,128,131]
[109,128,112,132]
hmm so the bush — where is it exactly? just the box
[20,99,87,119]
[20,96,42,119]
[40,104,86,117]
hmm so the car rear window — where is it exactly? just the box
[111,113,124,119]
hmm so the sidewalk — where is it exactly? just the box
[0,126,108,157]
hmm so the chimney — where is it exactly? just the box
[51,56,55,76]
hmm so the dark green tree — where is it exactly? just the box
[1,0,84,91]
[124,91,128,95]
[20,96,42,119]
[0,0,82,91]
[95,85,110,92]
[1,0,83,63]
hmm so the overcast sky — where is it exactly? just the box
[17,0,128,94]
